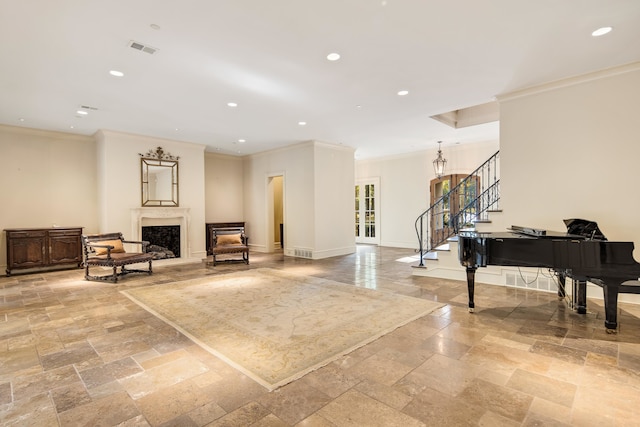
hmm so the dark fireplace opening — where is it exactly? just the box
[142,225,180,259]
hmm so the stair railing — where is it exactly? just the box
[414,150,500,267]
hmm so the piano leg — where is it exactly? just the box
[465,267,476,313]
[574,280,587,314]
[602,283,619,333]
[557,273,566,299]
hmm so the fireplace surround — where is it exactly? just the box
[131,208,190,260]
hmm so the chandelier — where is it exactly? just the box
[432,141,447,178]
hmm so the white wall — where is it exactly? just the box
[95,130,207,260]
[497,63,640,251]
[355,140,500,248]
[0,125,98,271]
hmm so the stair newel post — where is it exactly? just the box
[418,217,425,267]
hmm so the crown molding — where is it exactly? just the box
[497,61,640,103]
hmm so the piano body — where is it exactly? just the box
[458,219,640,332]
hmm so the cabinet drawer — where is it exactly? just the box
[6,230,47,238]
[49,229,82,238]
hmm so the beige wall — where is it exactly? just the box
[0,125,99,270]
[313,142,356,258]
[497,62,640,251]
[95,130,207,260]
[242,141,355,258]
[204,152,244,223]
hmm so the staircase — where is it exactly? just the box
[411,150,564,292]
[414,150,500,268]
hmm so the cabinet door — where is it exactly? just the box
[8,235,46,268]
[49,230,82,265]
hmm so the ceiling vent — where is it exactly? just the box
[128,40,158,55]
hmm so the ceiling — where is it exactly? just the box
[1,1,639,159]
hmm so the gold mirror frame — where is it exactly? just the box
[140,147,179,207]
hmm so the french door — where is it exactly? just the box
[355,179,380,245]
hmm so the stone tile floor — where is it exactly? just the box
[1,245,640,426]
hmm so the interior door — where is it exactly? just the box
[429,174,479,247]
[355,179,380,245]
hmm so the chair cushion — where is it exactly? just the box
[217,233,243,245]
[94,239,125,255]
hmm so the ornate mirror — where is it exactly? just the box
[140,147,179,206]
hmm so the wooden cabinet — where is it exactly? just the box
[5,227,83,275]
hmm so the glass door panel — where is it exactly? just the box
[356,179,379,244]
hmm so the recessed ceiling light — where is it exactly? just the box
[298,121,307,126]
[238,139,246,143]
[397,90,409,96]
[592,26,612,37]
[327,53,340,61]
[227,102,238,107]
[76,110,88,115]
[18,118,25,122]
[109,70,124,77]
[150,24,161,30]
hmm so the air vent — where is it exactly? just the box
[128,40,158,55]
[294,248,313,259]
[80,105,98,111]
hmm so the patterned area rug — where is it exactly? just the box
[121,268,444,390]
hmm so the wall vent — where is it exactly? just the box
[128,40,158,55]
[507,271,553,292]
[294,248,312,259]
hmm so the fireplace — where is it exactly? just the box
[142,225,180,259]
[131,207,191,260]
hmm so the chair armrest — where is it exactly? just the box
[123,240,150,251]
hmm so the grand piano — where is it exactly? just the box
[458,219,640,332]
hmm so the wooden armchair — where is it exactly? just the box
[208,226,249,266]
[82,232,153,282]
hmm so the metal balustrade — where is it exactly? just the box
[415,150,500,267]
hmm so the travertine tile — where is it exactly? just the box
[1,246,639,426]
[57,391,140,426]
[315,389,424,427]
[506,368,576,407]
[257,380,332,425]
[457,378,533,422]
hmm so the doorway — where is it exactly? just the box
[267,175,284,252]
[355,178,380,245]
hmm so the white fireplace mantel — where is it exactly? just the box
[131,207,191,259]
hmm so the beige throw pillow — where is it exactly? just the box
[217,233,242,245]
[94,239,125,255]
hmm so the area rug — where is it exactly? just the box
[121,268,444,390]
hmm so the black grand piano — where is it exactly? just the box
[458,219,640,332]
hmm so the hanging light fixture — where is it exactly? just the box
[433,141,447,178]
